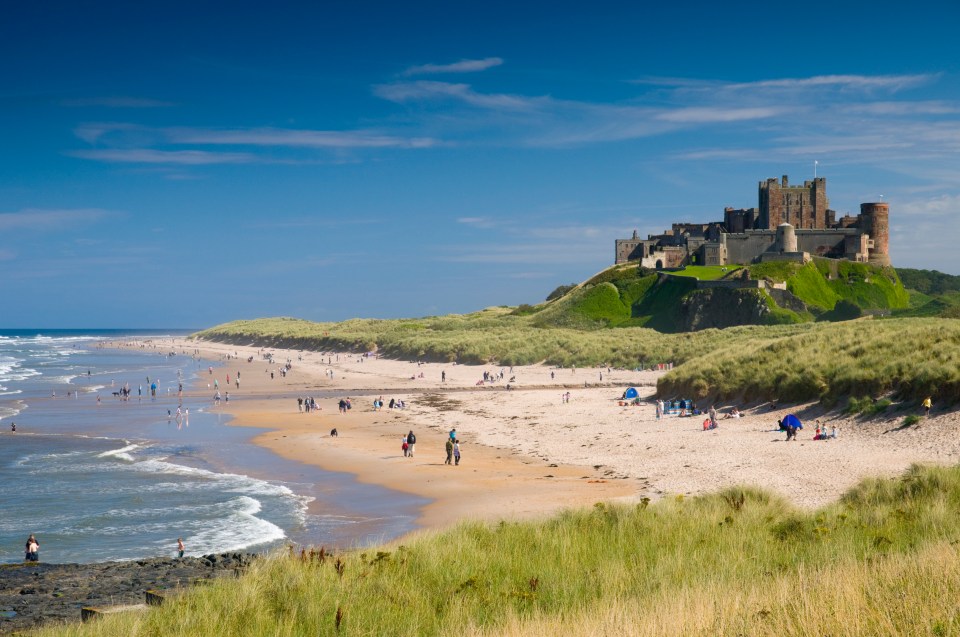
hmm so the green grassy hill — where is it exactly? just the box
[525,258,908,332]
[893,268,960,318]
[196,259,960,405]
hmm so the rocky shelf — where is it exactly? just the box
[0,553,255,634]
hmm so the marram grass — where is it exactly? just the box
[198,314,960,403]
[37,464,960,636]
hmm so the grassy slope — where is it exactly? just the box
[657,317,960,404]
[39,464,960,637]
[196,261,934,403]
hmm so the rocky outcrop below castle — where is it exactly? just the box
[676,288,779,331]
[0,553,255,634]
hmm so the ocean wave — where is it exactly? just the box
[97,443,143,462]
[186,496,287,554]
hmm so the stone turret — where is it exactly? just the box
[776,222,797,253]
[859,202,890,266]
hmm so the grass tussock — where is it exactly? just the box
[38,465,960,637]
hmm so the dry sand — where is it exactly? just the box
[115,337,960,541]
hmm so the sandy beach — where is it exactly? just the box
[114,337,960,541]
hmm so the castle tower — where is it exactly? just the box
[776,223,797,253]
[859,202,890,266]
[758,175,829,230]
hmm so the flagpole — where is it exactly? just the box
[814,160,818,178]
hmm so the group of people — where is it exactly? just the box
[402,430,416,457]
[655,398,700,419]
[373,397,406,410]
[298,396,319,413]
[444,428,462,465]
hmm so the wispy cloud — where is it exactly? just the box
[375,81,539,111]
[67,149,256,165]
[0,208,115,231]
[656,106,781,123]
[457,216,496,228]
[723,73,937,92]
[402,57,503,77]
[61,96,175,108]
[167,127,437,148]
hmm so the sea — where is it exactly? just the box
[0,330,425,564]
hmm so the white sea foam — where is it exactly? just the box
[97,443,142,462]
[186,496,287,553]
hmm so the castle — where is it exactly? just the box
[615,175,890,269]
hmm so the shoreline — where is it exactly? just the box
[115,338,644,543]
[113,336,960,545]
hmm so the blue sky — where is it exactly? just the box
[3,1,960,328]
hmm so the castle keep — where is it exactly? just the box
[615,175,890,268]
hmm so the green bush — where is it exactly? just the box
[821,299,863,322]
[546,283,578,302]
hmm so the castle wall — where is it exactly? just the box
[722,231,777,264]
[614,176,891,268]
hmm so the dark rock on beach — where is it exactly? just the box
[0,553,256,634]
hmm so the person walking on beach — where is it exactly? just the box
[25,534,39,562]
[406,431,416,458]
[445,437,454,465]
[177,538,185,559]
[454,440,461,466]
[922,396,933,416]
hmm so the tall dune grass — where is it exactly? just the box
[197,315,960,403]
[657,317,960,404]
[38,464,960,637]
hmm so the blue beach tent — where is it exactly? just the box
[624,387,639,399]
[782,414,803,429]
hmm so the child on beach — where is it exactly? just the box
[454,441,461,466]
[177,538,185,559]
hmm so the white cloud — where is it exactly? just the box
[402,57,503,77]
[167,127,437,149]
[374,81,540,111]
[457,216,496,228]
[67,149,257,165]
[863,192,960,272]
[896,193,960,219]
[0,208,114,231]
[656,106,781,123]
[724,73,937,92]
